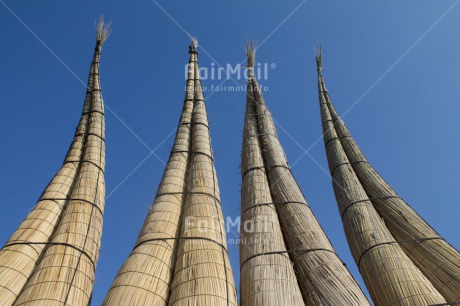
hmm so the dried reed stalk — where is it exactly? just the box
[0,150,83,305]
[9,18,110,306]
[102,45,197,306]
[0,22,106,305]
[323,92,460,302]
[247,45,370,305]
[167,43,237,306]
[317,50,447,305]
[240,69,304,306]
[96,15,112,44]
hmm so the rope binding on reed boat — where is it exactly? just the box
[357,237,447,268]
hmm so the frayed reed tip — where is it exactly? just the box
[245,38,257,69]
[191,36,198,48]
[314,43,322,70]
[96,15,112,45]
[189,36,198,51]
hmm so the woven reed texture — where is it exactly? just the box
[240,77,305,306]
[102,51,197,306]
[167,53,237,305]
[248,68,370,305]
[317,61,447,306]
[323,97,460,302]
[0,164,82,305]
[0,47,100,306]
[8,35,108,306]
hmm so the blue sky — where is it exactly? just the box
[1,1,460,304]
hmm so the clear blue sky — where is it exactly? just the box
[1,1,460,305]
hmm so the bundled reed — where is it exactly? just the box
[240,64,304,306]
[0,20,108,306]
[322,91,460,302]
[246,44,370,306]
[0,144,84,305]
[167,42,237,306]
[0,18,110,306]
[102,44,197,306]
[316,49,448,305]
